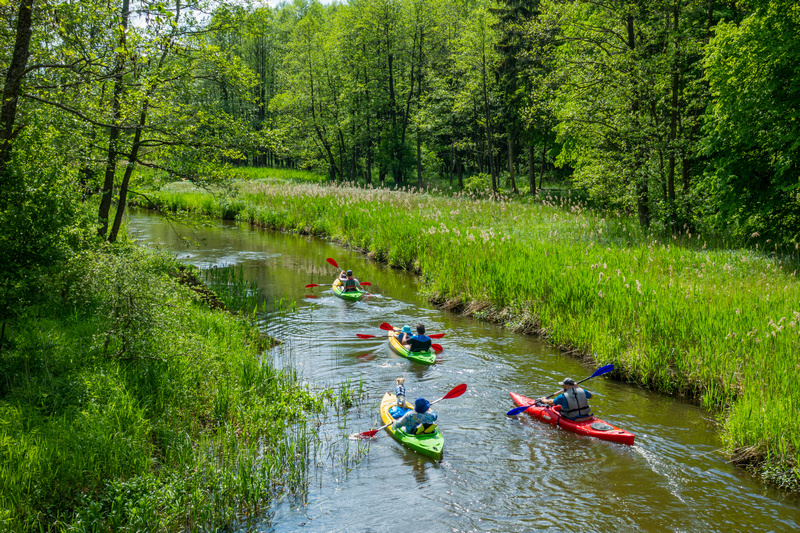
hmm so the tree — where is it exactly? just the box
[702,0,800,243]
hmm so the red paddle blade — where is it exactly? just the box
[304,294,318,299]
[432,343,443,352]
[356,334,376,339]
[379,322,394,331]
[359,429,378,438]
[360,282,372,286]
[305,283,320,288]
[429,333,445,339]
[327,257,339,269]
[443,383,467,399]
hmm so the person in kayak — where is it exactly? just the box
[395,377,406,408]
[402,323,432,352]
[341,270,364,292]
[396,325,412,342]
[393,397,438,434]
[539,378,594,421]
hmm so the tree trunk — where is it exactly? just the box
[98,0,131,239]
[667,0,680,229]
[108,103,148,243]
[0,0,34,179]
[416,125,422,187]
[539,141,547,192]
[507,135,517,194]
[528,143,535,194]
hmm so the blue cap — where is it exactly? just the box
[346,270,353,276]
[401,326,412,334]
[414,398,430,413]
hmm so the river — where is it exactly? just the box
[128,210,800,532]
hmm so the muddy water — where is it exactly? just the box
[129,210,800,532]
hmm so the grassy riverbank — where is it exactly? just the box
[0,245,325,531]
[143,179,800,490]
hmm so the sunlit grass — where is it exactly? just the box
[145,180,800,485]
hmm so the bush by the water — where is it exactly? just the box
[0,245,320,531]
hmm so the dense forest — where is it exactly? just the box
[2,0,799,258]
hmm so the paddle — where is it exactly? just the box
[354,383,468,439]
[505,364,615,416]
[327,257,340,269]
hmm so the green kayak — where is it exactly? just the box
[332,281,365,301]
[380,392,444,460]
[388,332,436,365]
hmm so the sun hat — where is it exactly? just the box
[414,398,430,413]
[401,325,413,334]
[560,378,576,386]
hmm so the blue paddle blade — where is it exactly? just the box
[506,404,533,416]
[590,364,614,378]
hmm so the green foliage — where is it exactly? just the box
[702,2,800,244]
[464,172,492,192]
[0,246,320,530]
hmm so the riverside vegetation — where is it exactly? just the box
[0,244,352,531]
[146,179,800,490]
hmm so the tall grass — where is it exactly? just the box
[202,264,263,312]
[0,246,328,531]
[145,180,800,487]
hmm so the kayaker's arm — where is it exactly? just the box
[392,410,413,430]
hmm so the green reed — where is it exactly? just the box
[0,246,329,531]
[202,263,262,313]
[144,180,800,486]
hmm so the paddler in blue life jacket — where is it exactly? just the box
[402,322,432,352]
[341,270,364,292]
[539,378,594,421]
[393,397,438,435]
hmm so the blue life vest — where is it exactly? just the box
[408,334,431,352]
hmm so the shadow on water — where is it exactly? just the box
[128,209,800,533]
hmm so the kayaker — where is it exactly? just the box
[402,323,432,352]
[539,378,594,421]
[395,377,406,408]
[341,270,364,292]
[397,325,412,341]
[393,397,438,434]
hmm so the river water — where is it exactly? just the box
[128,211,800,532]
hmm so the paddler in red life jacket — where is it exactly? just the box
[402,322,432,353]
[341,270,364,292]
[539,378,594,422]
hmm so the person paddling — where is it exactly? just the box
[341,269,364,292]
[539,378,594,422]
[393,397,438,435]
[402,323,432,352]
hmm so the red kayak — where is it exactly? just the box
[509,392,635,445]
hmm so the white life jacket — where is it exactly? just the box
[561,387,592,419]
